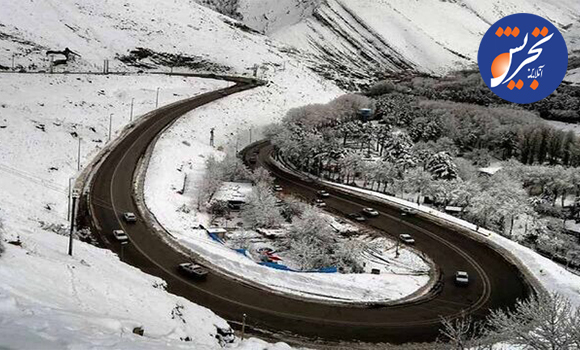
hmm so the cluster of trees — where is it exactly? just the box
[200,150,366,272]
[369,70,580,124]
[270,86,580,268]
[373,93,580,167]
[282,207,365,272]
[435,293,580,350]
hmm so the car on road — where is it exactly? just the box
[273,185,283,192]
[348,213,366,222]
[123,212,137,223]
[362,207,379,217]
[314,199,326,208]
[275,199,284,207]
[112,229,128,242]
[455,271,469,286]
[178,263,208,279]
[399,234,415,244]
[401,207,417,216]
[317,190,330,198]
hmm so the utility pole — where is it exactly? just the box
[68,189,80,256]
[11,54,15,70]
[67,177,73,221]
[249,128,252,144]
[155,87,160,108]
[108,114,113,141]
[130,98,134,122]
[241,314,247,340]
[77,137,82,171]
[395,239,400,258]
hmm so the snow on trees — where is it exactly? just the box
[426,152,458,180]
[282,207,363,272]
[488,293,580,350]
[241,182,283,229]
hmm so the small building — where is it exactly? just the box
[212,182,253,211]
[205,227,227,242]
[478,164,502,177]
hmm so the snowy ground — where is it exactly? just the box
[0,73,298,349]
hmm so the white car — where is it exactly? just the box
[401,207,417,216]
[123,212,137,223]
[455,271,469,286]
[399,234,415,244]
[317,190,330,198]
[112,229,128,242]
[362,207,379,217]
[314,199,326,207]
[273,185,283,192]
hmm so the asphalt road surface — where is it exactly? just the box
[87,82,531,346]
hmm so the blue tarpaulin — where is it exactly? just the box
[258,262,337,273]
[208,233,225,244]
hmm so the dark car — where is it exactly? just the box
[178,263,208,279]
[348,213,366,222]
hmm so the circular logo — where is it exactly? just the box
[478,13,568,104]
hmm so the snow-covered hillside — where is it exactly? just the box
[0,0,340,348]
[198,0,580,86]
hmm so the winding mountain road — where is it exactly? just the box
[84,79,531,346]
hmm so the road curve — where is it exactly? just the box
[85,81,531,346]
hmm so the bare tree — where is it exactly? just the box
[438,314,491,350]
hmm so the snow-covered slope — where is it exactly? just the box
[199,0,580,86]
[0,0,341,348]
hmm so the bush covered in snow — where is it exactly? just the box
[282,207,364,272]
[242,182,284,229]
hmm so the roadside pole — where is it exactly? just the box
[68,189,80,256]
[241,313,247,340]
[155,87,160,108]
[108,114,113,141]
[77,137,82,171]
[130,98,134,121]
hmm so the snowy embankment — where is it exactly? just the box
[143,65,433,303]
[320,182,580,307]
[0,73,294,349]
